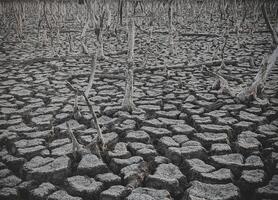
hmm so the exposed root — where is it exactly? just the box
[66,122,86,158]
[126,161,150,190]
[236,47,278,103]
[202,66,235,96]
[73,94,82,121]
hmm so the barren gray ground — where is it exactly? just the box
[1,1,278,200]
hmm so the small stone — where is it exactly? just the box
[30,182,57,200]
[200,168,233,184]
[245,155,264,169]
[157,137,179,154]
[125,131,150,143]
[239,111,266,124]
[256,175,278,199]
[136,148,158,161]
[66,175,103,198]
[100,185,130,200]
[186,181,240,200]
[233,121,254,132]
[77,154,108,177]
[141,126,171,138]
[166,142,206,165]
[143,119,164,128]
[258,124,278,138]
[156,110,180,119]
[95,173,121,187]
[127,142,154,155]
[103,106,122,116]
[216,117,238,125]
[170,124,195,136]
[210,154,243,173]
[108,142,131,159]
[23,156,70,183]
[192,115,212,124]
[199,124,232,134]
[180,142,207,160]
[236,136,261,155]
[0,187,18,200]
[2,154,26,172]
[158,117,184,126]
[221,104,246,111]
[110,156,143,173]
[31,114,53,128]
[138,105,160,112]
[51,144,73,157]
[205,110,228,118]
[0,175,21,187]
[126,187,171,200]
[210,143,232,155]
[146,163,187,194]
[172,135,189,145]
[47,190,82,200]
[185,158,215,174]
[239,169,265,190]
[0,168,11,178]
[194,132,228,148]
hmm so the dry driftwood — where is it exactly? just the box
[135,59,238,73]
[68,60,238,83]
[19,54,92,67]
[68,73,125,81]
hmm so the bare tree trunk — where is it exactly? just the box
[127,17,135,62]
[122,17,136,112]
[85,53,97,97]
[106,1,111,29]
[168,0,175,55]
[122,63,135,112]
[262,4,278,45]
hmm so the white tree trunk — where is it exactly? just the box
[122,64,135,112]
[85,53,97,97]
[168,0,174,55]
[127,17,135,62]
[106,2,111,29]
[122,16,136,112]
[97,30,105,59]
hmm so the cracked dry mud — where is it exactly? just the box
[1,4,278,200]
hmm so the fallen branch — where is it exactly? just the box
[135,59,238,73]
[137,28,221,37]
[18,49,138,67]
[179,32,221,37]
[19,54,92,67]
[68,73,125,81]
